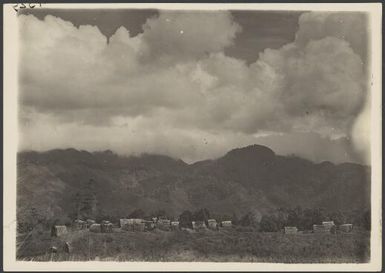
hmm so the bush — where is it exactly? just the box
[179,210,193,229]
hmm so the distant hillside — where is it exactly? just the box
[17,145,371,223]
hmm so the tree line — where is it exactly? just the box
[17,204,370,234]
[17,179,371,234]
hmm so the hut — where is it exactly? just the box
[133,222,146,232]
[339,224,353,232]
[171,221,180,231]
[144,220,155,231]
[120,219,145,231]
[221,221,232,228]
[51,225,68,237]
[73,219,87,230]
[322,221,335,228]
[207,219,218,230]
[89,223,102,233]
[119,218,130,229]
[157,219,171,231]
[86,219,96,228]
[284,226,298,234]
[101,222,113,233]
[120,218,144,231]
[313,221,336,233]
[192,221,207,230]
[313,224,331,233]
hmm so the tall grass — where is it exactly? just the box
[17,228,370,263]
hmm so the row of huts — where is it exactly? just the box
[118,218,232,232]
[51,217,233,236]
[51,219,113,236]
[51,218,353,237]
[284,221,354,234]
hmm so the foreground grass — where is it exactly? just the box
[17,228,370,263]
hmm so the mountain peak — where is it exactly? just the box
[223,144,275,160]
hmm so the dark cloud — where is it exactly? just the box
[19,8,158,39]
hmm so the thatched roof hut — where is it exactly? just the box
[89,223,102,233]
[51,225,68,237]
[339,224,353,232]
[221,221,232,228]
[207,219,218,230]
[284,226,298,234]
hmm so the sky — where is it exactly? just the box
[17,9,370,164]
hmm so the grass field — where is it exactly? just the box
[17,227,370,263]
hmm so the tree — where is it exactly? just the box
[259,215,279,232]
[301,208,316,230]
[312,207,326,225]
[231,213,239,226]
[239,213,252,226]
[287,206,303,227]
[129,209,146,219]
[192,208,210,226]
[275,208,288,230]
[150,209,168,219]
[179,210,193,229]
[328,210,346,226]
[75,179,98,219]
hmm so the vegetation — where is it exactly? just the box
[258,207,371,232]
[18,205,371,235]
[17,227,370,263]
[16,205,371,262]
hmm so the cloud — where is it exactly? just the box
[140,11,242,62]
[351,94,371,164]
[18,11,370,164]
[252,36,365,136]
[295,12,368,62]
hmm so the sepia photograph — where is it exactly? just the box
[3,2,382,271]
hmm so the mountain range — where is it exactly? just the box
[17,144,371,222]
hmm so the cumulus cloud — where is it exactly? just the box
[295,12,368,62]
[18,11,370,164]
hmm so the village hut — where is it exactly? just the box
[120,219,144,231]
[74,219,87,230]
[119,219,130,229]
[144,220,155,231]
[192,221,207,230]
[313,221,336,233]
[51,225,68,237]
[86,219,96,228]
[133,222,146,232]
[313,224,330,233]
[322,221,335,228]
[339,224,353,232]
[207,219,218,230]
[101,222,113,233]
[221,221,232,228]
[89,223,102,233]
[170,221,180,231]
[157,219,171,231]
[284,226,298,234]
